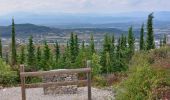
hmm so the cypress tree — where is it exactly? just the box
[146,13,155,50]
[19,46,25,64]
[140,24,145,50]
[128,26,135,55]
[163,34,167,46]
[89,34,95,54]
[27,36,35,70]
[11,18,17,65]
[82,40,85,49]
[55,41,60,63]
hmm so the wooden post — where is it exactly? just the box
[20,65,26,100]
[87,60,92,100]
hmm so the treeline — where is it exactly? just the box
[0,13,167,74]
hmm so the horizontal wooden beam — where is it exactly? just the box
[20,68,91,77]
[25,80,88,88]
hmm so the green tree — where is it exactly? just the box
[42,41,51,70]
[91,53,102,76]
[140,24,145,50]
[74,34,79,57]
[11,18,17,65]
[36,46,42,69]
[27,36,35,70]
[55,41,60,63]
[128,26,135,56]
[163,34,167,46]
[89,34,95,54]
[19,46,25,64]
[70,33,75,63]
[146,13,155,50]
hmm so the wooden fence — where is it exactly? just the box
[20,60,92,100]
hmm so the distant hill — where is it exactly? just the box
[0,23,135,38]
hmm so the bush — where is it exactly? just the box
[0,59,18,87]
[115,65,167,100]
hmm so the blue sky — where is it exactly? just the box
[0,0,170,16]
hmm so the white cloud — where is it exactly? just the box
[0,0,170,15]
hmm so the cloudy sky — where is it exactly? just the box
[0,0,170,16]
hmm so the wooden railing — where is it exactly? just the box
[20,60,92,100]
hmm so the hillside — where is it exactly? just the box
[0,23,143,38]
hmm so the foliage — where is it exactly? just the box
[11,18,17,65]
[0,58,18,86]
[91,53,102,76]
[27,36,36,71]
[140,24,145,50]
[146,13,155,50]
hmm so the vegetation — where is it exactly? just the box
[0,12,169,99]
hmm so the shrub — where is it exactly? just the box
[0,58,18,87]
[115,65,167,100]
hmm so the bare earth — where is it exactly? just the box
[0,87,114,100]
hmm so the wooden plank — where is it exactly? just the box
[87,60,92,100]
[20,68,91,77]
[25,80,88,88]
[20,65,26,100]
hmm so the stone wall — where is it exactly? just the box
[43,70,78,95]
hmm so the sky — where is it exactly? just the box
[0,0,170,16]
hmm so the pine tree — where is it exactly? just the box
[140,24,145,50]
[19,46,25,64]
[163,34,167,46]
[11,18,17,65]
[27,36,35,70]
[89,34,95,54]
[128,26,135,55]
[146,13,155,50]
[55,41,60,63]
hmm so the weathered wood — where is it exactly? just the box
[20,68,91,77]
[25,80,87,88]
[87,60,92,100]
[20,65,26,100]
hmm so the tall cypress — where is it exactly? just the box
[128,26,135,55]
[27,36,35,70]
[146,13,155,50]
[11,18,17,65]
[140,24,145,50]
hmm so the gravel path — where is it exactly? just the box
[0,87,114,100]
